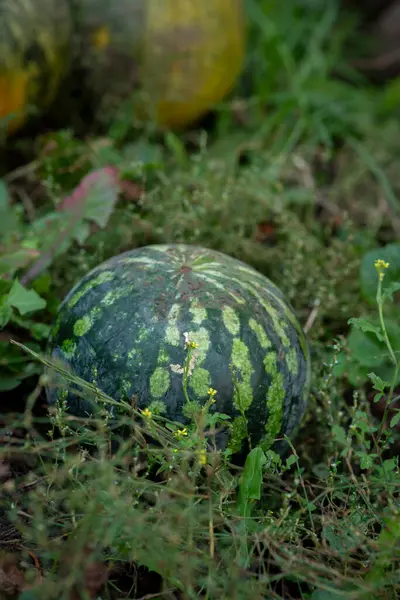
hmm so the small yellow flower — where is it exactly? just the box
[375,259,390,281]
[174,427,188,439]
[183,332,199,349]
[198,449,207,465]
[173,448,178,453]
[141,408,152,419]
[208,387,217,397]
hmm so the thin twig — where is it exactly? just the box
[304,299,320,333]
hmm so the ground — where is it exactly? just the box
[0,1,400,599]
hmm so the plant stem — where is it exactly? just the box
[376,277,400,439]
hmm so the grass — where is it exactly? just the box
[1,0,400,598]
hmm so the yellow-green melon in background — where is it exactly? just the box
[77,0,246,129]
[0,0,72,135]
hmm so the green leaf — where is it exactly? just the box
[360,244,400,304]
[359,453,374,470]
[240,447,266,500]
[390,411,400,429]
[0,375,25,391]
[7,280,46,315]
[285,454,297,468]
[237,446,266,517]
[331,425,347,447]
[348,317,384,342]
[0,299,12,329]
[367,373,388,394]
[382,281,400,302]
[58,167,120,229]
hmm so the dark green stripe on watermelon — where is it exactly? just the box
[46,244,311,455]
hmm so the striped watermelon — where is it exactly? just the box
[46,244,311,455]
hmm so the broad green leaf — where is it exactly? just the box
[7,279,46,315]
[382,281,400,302]
[58,167,120,229]
[237,446,266,517]
[348,317,383,342]
[348,328,386,368]
[240,447,267,500]
[0,375,24,391]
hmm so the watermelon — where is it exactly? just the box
[0,0,72,135]
[74,0,245,129]
[46,244,311,455]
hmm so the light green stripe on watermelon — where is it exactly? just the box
[229,415,248,453]
[73,315,93,337]
[120,256,166,267]
[188,326,211,397]
[190,367,211,397]
[262,351,285,448]
[165,304,181,346]
[191,255,216,268]
[229,292,246,304]
[73,307,102,337]
[286,347,299,376]
[195,266,291,348]
[189,301,207,325]
[222,306,240,335]
[100,286,133,307]
[249,318,271,349]
[150,367,170,398]
[231,339,253,412]
[242,271,308,358]
[225,273,291,347]
[196,272,226,291]
[68,270,115,308]
[157,347,170,365]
